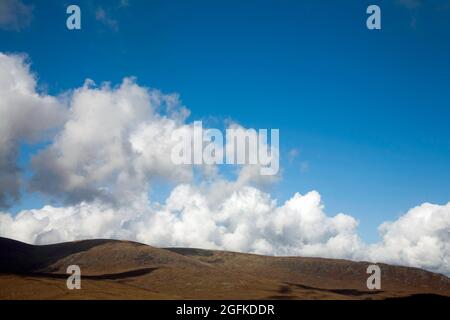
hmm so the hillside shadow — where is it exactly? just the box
[284,282,383,297]
[17,267,158,280]
[0,237,118,273]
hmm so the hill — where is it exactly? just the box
[0,237,449,300]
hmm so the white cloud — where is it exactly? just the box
[0,0,33,31]
[31,78,192,206]
[0,201,136,245]
[367,202,450,275]
[0,187,361,259]
[0,53,66,208]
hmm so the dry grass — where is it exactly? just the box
[1,237,449,300]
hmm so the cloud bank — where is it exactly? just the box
[0,52,449,276]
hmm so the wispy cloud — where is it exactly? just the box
[0,0,33,31]
[287,148,299,164]
[95,7,119,31]
[119,0,130,8]
[300,161,309,173]
[397,0,422,10]
[95,0,131,31]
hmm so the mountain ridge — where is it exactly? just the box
[1,237,449,300]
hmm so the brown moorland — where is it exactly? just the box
[0,237,449,300]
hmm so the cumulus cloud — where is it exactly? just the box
[2,187,449,275]
[0,0,33,31]
[31,78,192,206]
[0,187,362,260]
[367,202,450,275]
[0,53,66,208]
[0,52,448,276]
[130,186,357,256]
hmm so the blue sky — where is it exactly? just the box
[1,0,450,243]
